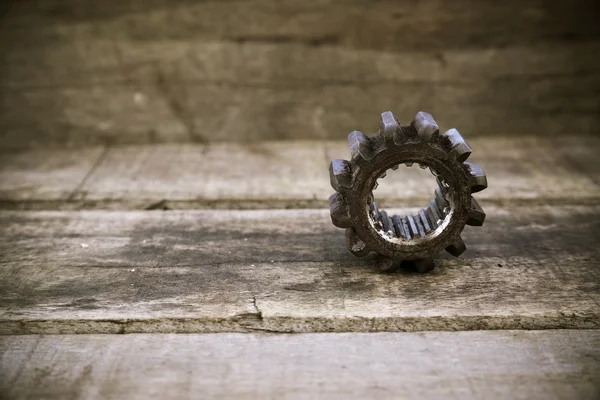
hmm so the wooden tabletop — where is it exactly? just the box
[1,0,599,397]
[1,136,599,399]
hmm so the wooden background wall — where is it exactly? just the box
[1,0,599,149]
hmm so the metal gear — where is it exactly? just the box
[328,111,488,273]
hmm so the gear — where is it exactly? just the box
[328,111,488,273]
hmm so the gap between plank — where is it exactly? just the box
[1,197,599,211]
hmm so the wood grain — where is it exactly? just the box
[1,0,598,147]
[4,0,598,52]
[2,3,598,391]
[1,331,599,400]
[0,146,106,202]
[1,137,599,209]
[3,73,598,147]
[1,205,598,334]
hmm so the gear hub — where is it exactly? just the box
[328,111,488,273]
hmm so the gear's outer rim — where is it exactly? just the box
[329,111,487,261]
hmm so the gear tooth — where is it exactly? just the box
[434,187,448,212]
[348,130,374,162]
[442,128,472,162]
[329,193,351,228]
[464,161,488,193]
[346,228,370,257]
[428,199,442,227]
[401,217,412,240]
[466,197,486,226]
[419,209,432,232]
[413,213,426,238]
[370,201,381,223]
[436,176,448,194]
[391,215,402,238]
[329,159,353,191]
[446,237,467,257]
[411,111,440,142]
[379,111,401,143]
[380,209,393,235]
[407,214,420,238]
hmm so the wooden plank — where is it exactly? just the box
[0,146,106,203]
[2,0,598,53]
[1,137,599,209]
[71,141,329,208]
[1,331,599,399]
[1,0,599,146]
[0,205,598,334]
[4,36,599,89]
[3,71,598,148]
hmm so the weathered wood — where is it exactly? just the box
[2,0,598,53]
[1,137,598,209]
[2,56,598,147]
[4,40,600,89]
[1,0,599,146]
[74,141,329,208]
[1,331,599,400]
[0,205,598,334]
[0,146,106,202]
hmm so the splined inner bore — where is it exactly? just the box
[368,163,453,242]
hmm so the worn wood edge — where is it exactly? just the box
[2,197,600,211]
[1,312,599,335]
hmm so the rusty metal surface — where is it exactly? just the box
[329,111,488,273]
